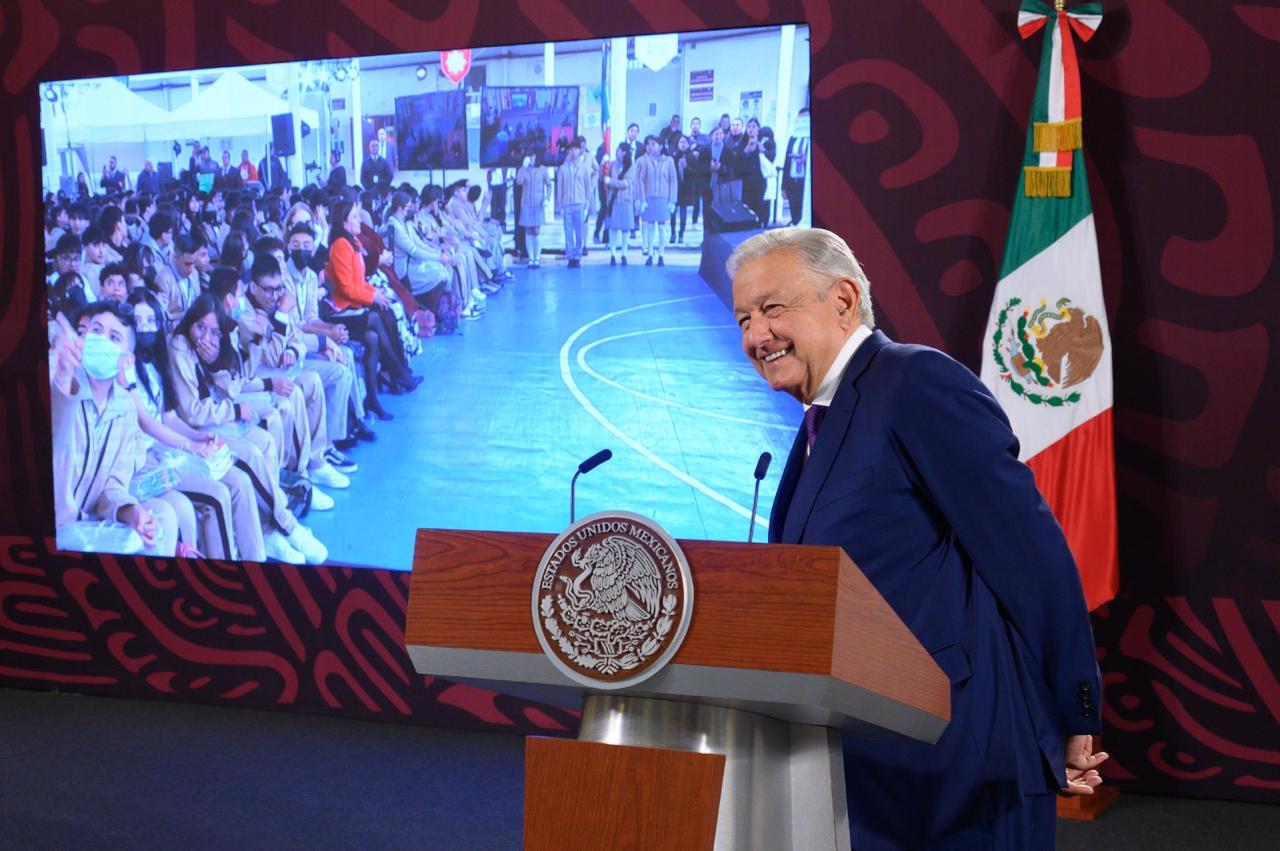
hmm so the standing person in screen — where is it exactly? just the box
[516,150,551,270]
[239,149,259,184]
[658,114,682,154]
[136,160,161,195]
[326,149,348,193]
[100,156,128,194]
[728,228,1107,849]
[50,304,178,556]
[708,126,739,206]
[740,118,776,228]
[685,120,709,232]
[555,140,592,269]
[782,107,811,226]
[361,139,395,193]
[217,150,242,191]
[671,135,695,245]
[633,136,677,267]
[604,144,635,267]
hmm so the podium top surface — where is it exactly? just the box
[404,529,950,743]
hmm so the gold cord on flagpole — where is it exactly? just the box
[1055,0,1065,11]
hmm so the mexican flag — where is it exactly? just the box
[980,0,1117,610]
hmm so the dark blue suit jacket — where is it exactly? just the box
[769,330,1102,847]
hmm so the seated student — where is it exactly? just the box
[450,181,513,281]
[384,191,450,303]
[50,272,90,325]
[325,199,418,419]
[415,186,478,318]
[156,233,203,323]
[98,206,129,264]
[50,302,178,556]
[261,233,366,464]
[167,292,329,563]
[96,262,129,303]
[122,288,264,561]
[67,204,91,238]
[140,210,175,269]
[242,252,351,487]
[208,265,348,495]
[80,226,109,299]
[45,204,69,254]
[48,233,83,287]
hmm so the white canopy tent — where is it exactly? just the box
[161,70,318,140]
[58,78,174,144]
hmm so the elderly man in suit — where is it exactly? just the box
[729,227,1107,849]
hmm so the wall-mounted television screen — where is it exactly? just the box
[395,90,468,170]
[479,85,580,168]
[39,25,813,572]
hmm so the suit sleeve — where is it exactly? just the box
[890,350,1102,736]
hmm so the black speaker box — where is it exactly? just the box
[271,113,296,156]
[706,200,758,233]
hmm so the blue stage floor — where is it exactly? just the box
[305,259,802,571]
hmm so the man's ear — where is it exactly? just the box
[832,277,859,326]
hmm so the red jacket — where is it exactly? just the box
[325,236,375,310]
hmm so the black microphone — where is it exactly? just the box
[747,451,771,543]
[571,449,613,523]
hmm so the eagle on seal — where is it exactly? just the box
[563,536,662,622]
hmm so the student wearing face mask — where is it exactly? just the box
[168,293,329,564]
[207,267,345,498]
[50,302,178,556]
[282,224,372,449]
[123,289,266,561]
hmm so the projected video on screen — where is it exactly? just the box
[479,86,580,168]
[395,90,468,170]
[39,26,813,571]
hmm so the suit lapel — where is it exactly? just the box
[768,425,807,543]
[780,330,890,544]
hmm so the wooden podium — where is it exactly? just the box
[405,529,950,851]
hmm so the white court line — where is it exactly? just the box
[559,295,770,531]
[577,327,794,432]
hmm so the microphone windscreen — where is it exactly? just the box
[578,448,613,475]
[754,451,772,481]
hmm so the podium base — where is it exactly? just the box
[578,694,852,851]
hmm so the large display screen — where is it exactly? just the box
[39,25,814,571]
[395,90,468,170]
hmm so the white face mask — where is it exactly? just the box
[81,332,123,380]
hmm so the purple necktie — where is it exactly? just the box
[804,405,828,451]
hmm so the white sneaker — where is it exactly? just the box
[310,462,350,489]
[310,486,335,511]
[472,288,487,301]
[286,525,328,565]
[263,530,305,564]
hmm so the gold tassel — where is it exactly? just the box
[1024,166,1073,197]
[1033,118,1083,152]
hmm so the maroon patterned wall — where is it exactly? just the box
[0,0,1276,803]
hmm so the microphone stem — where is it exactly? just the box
[570,469,582,524]
[748,478,762,543]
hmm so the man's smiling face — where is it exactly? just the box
[732,249,859,403]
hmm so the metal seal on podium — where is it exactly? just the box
[532,511,693,689]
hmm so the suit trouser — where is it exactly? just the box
[783,176,805,225]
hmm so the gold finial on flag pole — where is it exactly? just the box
[1055,0,1066,10]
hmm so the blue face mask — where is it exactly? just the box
[229,295,249,321]
[81,332,123,380]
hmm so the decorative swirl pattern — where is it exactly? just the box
[0,0,1274,803]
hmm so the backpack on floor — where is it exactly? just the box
[415,307,437,338]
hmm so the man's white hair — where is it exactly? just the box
[726,228,875,329]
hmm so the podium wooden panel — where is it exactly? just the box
[405,529,950,742]
[524,738,724,851]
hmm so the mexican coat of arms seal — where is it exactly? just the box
[532,511,693,689]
